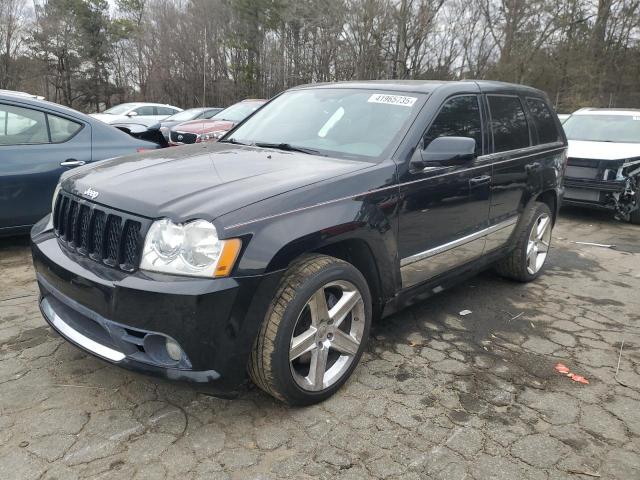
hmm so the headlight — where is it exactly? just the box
[140,218,241,278]
[197,130,227,143]
[51,182,62,212]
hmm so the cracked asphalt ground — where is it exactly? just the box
[1,208,639,480]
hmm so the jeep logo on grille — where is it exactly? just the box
[83,187,99,200]
[177,134,183,141]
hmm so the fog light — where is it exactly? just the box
[165,338,183,361]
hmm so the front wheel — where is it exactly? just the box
[495,202,553,282]
[249,254,372,405]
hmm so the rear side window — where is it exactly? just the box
[156,106,178,115]
[423,95,482,154]
[48,114,82,142]
[488,95,530,152]
[0,104,48,145]
[526,98,561,144]
[134,106,155,115]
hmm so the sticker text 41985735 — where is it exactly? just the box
[368,94,417,107]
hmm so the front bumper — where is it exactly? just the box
[31,217,283,394]
[563,177,626,208]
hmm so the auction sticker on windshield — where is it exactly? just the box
[368,94,417,107]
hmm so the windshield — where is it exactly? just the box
[213,101,264,123]
[103,103,136,115]
[563,114,640,143]
[226,89,423,159]
[165,109,203,122]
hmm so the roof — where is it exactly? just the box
[0,89,44,100]
[572,107,640,116]
[291,79,545,96]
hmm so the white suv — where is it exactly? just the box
[562,108,640,224]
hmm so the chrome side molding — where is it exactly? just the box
[400,216,519,288]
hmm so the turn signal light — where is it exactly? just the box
[214,238,242,277]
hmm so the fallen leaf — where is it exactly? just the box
[555,363,570,374]
[569,373,589,384]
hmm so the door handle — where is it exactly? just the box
[60,159,86,167]
[525,162,541,173]
[469,175,491,186]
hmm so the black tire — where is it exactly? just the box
[495,202,553,282]
[248,254,372,406]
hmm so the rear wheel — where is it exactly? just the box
[249,254,371,405]
[495,202,553,282]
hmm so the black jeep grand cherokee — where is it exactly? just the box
[31,81,567,405]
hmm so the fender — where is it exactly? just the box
[217,163,401,301]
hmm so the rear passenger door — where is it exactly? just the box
[483,94,538,252]
[0,102,91,230]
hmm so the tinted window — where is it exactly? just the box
[423,96,482,153]
[0,104,48,145]
[488,95,530,152]
[134,106,155,115]
[48,114,82,142]
[526,98,560,144]
[156,106,178,115]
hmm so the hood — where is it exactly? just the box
[62,142,373,221]
[174,119,235,134]
[568,140,640,161]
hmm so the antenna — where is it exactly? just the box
[203,26,207,107]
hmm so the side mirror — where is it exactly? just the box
[411,136,477,169]
[126,111,138,117]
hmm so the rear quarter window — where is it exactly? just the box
[487,95,530,153]
[48,114,82,142]
[526,98,561,144]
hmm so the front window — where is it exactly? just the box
[103,103,136,115]
[424,96,482,154]
[225,89,424,159]
[166,109,202,122]
[563,114,640,143]
[214,101,264,123]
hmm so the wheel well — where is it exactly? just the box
[313,239,383,320]
[536,190,558,223]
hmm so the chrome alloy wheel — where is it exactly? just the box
[526,213,552,275]
[289,280,365,391]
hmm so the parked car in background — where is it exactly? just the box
[0,91,160,235]
[91,102,182,128]
[32,80,567,405]
[562,108,640,224]
[169,99,265,145]
[156,107,223,140]
[557,113,571,123]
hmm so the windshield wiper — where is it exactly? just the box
[221,137,248,145]
[253,142,321,155]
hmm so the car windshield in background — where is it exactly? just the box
[563,114,640,143]
[102,104,135,115]
[226,89,423,159]
[165,109,203,122]
[214,102,263,123]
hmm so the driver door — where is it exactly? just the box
[398,95,491,288]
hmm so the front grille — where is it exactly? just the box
[53,193,144,272]
[170,130,198,144]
